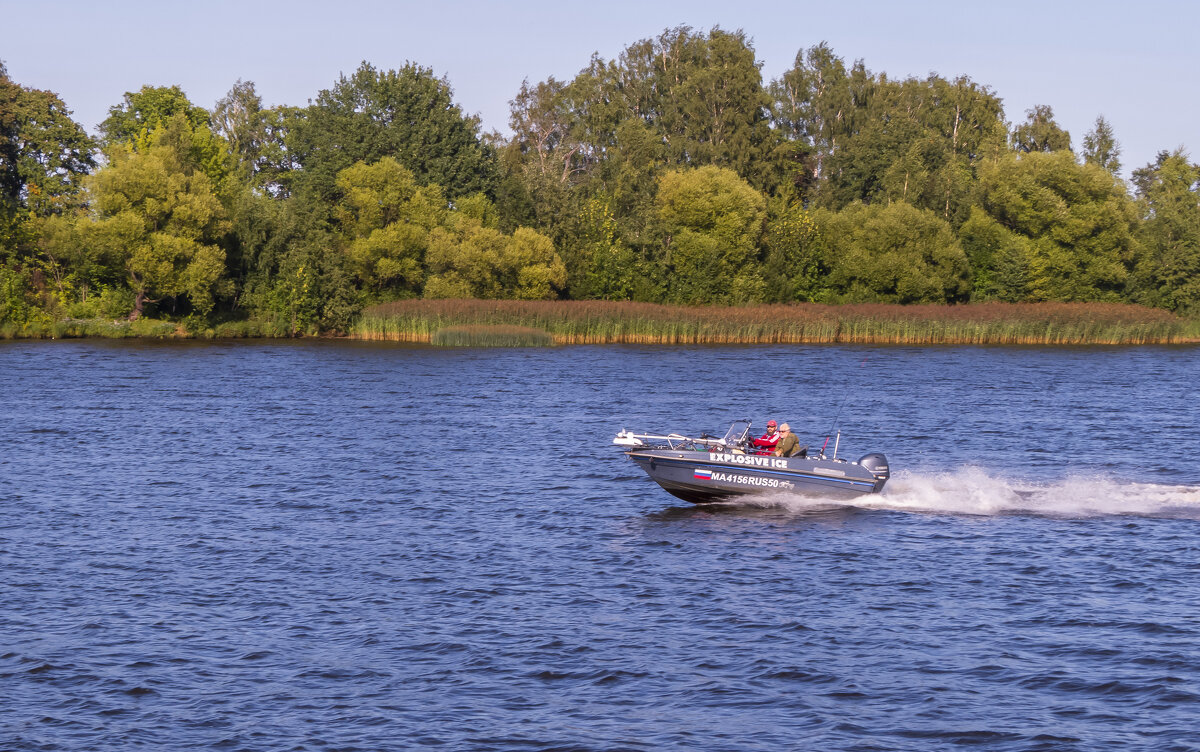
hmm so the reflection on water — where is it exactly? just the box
[646,501,862,523]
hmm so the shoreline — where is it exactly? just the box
[4,301,1199,346]
[352,300,1200,347]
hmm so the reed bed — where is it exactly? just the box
[431,325,554,348]
[353,300,1200,346]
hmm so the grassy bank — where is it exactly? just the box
[6,301,1197,345]
[0,317,293,340]
[353,300,1200,346]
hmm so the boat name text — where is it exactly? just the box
[708,452,789,469]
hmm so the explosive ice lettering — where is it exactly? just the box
[708,452,789,469]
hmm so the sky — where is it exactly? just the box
[2,0,1196,178]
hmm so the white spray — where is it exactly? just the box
[746,467,1200,520]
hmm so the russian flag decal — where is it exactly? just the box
[693,468,712,480]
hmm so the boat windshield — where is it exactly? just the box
[722,420,752,446]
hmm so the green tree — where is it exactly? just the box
[1012,105,1071,153]
[614,27,778,185]
[502,81,668,299]
[333,157,448,296]
[213,80,272,184]
[499,77,584,249]
[85,117,231,318]
[267,234,357,335]
[957,206,1033,301]
[0,63,95,257]
[28,209,122,315]
[100,85,229,185]
[569,119,668,300]
[1131,149,1200,310]
[507,76,590,185]
[0,262,37,324]
[234,196,359,334]
[254,105,305,198]
[812,202,969,303]
[213,83,305,197]
[762,198,825,302]
[557,195,639,300]
[972,150,1140,301]
[507,26,780,199]
[600,119,664,224]
[291,61,498,202]
[1082,115,1121,175]
[656,165,766,304]
[424,218,564,300]
[424,221,505,299]
[873,75,1006,220]
[99,85,208,145]
[771,47,1005,218]
[770,42,855,191]
[503,226,568,300]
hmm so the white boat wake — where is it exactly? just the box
[745,467,1200,519]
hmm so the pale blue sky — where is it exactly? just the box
[2,0,1195,177]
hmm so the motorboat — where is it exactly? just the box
[613,420,889,504]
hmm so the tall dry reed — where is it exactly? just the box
[352,300,1200,346]
[430,325,554,347]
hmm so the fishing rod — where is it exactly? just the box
[820,355,868,459]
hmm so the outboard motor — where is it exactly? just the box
[857,453,890,492]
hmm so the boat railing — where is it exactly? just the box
[614,430,729,452]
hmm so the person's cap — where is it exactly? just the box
[766,420,777,427]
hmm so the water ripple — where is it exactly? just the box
[2,341,1200,750]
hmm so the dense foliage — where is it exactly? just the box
[2,28,1199,334]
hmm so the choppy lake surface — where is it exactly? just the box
[2,340,1200,751]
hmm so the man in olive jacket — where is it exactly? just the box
[773,423,806,458]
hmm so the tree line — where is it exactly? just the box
[2,27,1198,333]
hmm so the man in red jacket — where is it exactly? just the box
[750,420,780,454]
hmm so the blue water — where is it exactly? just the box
[2,341,1200,751]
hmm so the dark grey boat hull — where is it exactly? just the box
[626,449,888,504]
